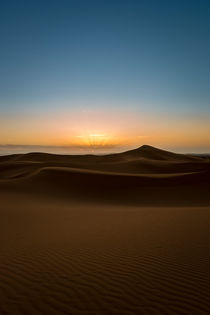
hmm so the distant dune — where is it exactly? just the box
[0,145,210,314]
[0,145,210,206]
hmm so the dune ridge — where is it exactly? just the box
[0,145,210,206]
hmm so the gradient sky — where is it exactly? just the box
[0,0,210,154]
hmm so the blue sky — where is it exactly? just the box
[0,0,210,153]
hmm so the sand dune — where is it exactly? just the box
[0,165,210,206]
[0,144,202,163]
[0,145,210,206]
[0,146,210,314]
[0,145,208,179]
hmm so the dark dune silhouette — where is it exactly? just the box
[0,145,210,314]
[0,145,209,206]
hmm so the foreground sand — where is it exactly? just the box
[0,194,210,314]
[0,146,210,314]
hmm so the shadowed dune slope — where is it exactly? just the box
[1,166,210,206]
[0,145,203,164]
[113,145,202,161]
[0,145,210,206]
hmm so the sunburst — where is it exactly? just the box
[76,134,110,147]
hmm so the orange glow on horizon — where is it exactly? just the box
[0,107,210,153]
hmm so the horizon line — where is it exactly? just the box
[0,144,210,156]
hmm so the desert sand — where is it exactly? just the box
[0,145,210,314]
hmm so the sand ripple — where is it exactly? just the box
[0,197,210,314]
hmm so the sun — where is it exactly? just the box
[76,134,110,147]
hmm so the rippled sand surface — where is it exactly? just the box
[0,195,210,315]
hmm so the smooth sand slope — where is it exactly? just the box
[0,145,210,314]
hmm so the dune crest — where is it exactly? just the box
[0,145,209,206]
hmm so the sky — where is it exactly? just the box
[0,0,210,154]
